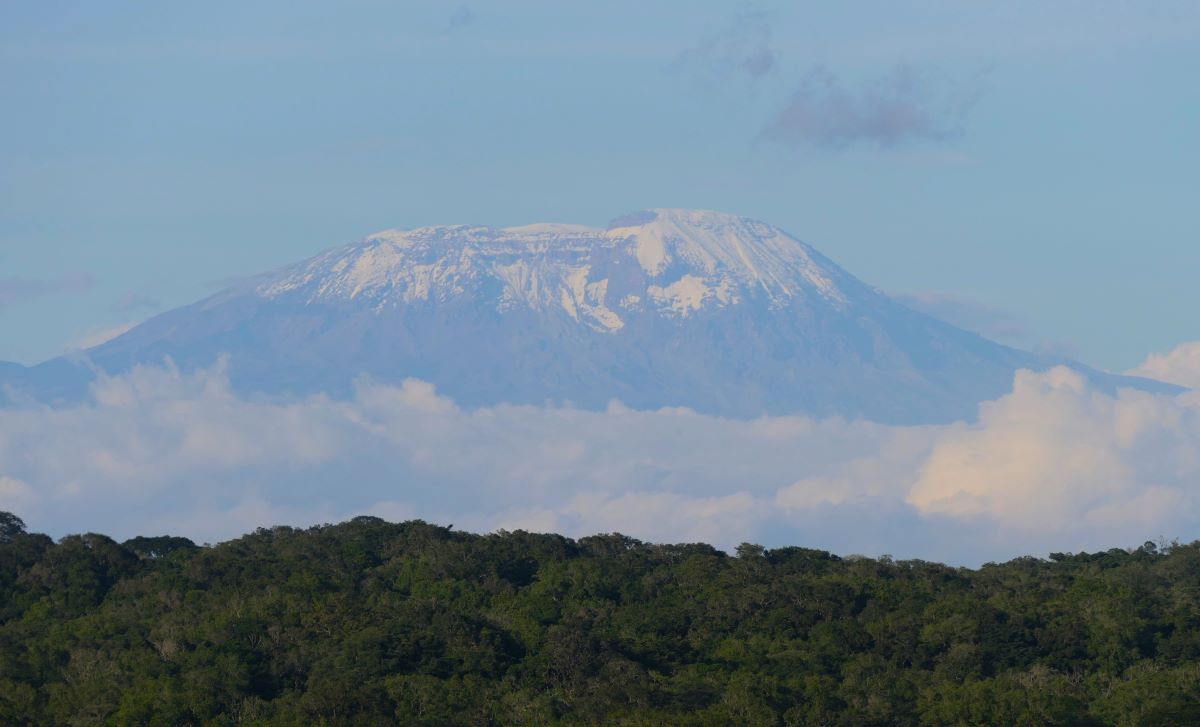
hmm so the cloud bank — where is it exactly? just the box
[2,354,1199,564]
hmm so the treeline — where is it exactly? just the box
[1,511,1199,725]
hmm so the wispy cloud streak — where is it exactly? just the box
[673,7,777,84]
[0,273,93,309]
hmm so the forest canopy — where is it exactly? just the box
[1,511,1198,725]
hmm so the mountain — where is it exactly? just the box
[1,209,1176,423]
[0,361,26,387]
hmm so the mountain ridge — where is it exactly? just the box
[0,209,1180,423]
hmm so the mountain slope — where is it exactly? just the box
[4,209,1177,423]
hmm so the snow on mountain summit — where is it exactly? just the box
[14,206,1175,424]
[255,209,853,330]
[605,209,847,303]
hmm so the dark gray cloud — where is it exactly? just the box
[761,66,978,148]
[674,7,777,83]
[0,273,93,309]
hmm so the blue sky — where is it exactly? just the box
[2,0,1198,368]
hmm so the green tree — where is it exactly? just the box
[0,511,25,543]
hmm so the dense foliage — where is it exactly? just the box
[2,511,1199,726]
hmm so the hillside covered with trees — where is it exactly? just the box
[1,510,1199,725]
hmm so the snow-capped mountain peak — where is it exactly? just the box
[604,208,847,303]
[254,209,852,328]
[7,208,1179,424]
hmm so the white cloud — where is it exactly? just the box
[3,360,1200,563]
[909,367,1200,548]
[1127,341,1200,388]
[911,369,1131,524]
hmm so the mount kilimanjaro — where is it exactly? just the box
[0,209,1175,424]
